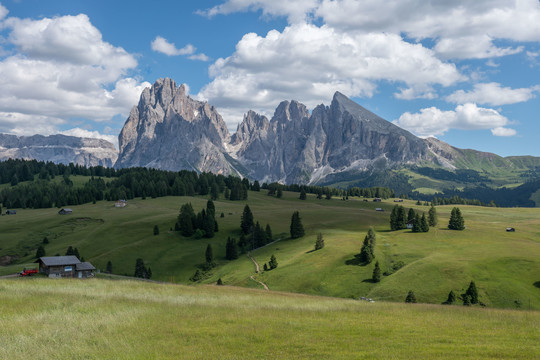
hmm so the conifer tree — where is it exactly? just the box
[268,254,278,269]
[290,211,305,239]
[134,258,146,278]
[407,208,416,222]
[315,233,325,250]
[443,290,456,305]
[106,260,113,274]
[420,213,429,232]
[405,290,417,303]
[299,188,307,200]
[217,278,223,285]
[265,224,273,244]
[252,180,260,192]
[178,203,195,236]
[65,246,74,256]
[206,200,215,218]
[390,205,398,230]
[465,281,479,304]
[396,205,406,230]
[252,222,266,248]
[372,261,381,283]
[448,207,465,230]
[225,237,239,260]
[359,227,376,264]
[205,244,215,268]
[428,204,438,227]
[241,204,254,234]
[412,213,421,233]
[42,237,49,244]
[153,225,159,235]
[35,245,45,258]
[210,183,219,200]
[263,263,269,271]
[276,188,283,198]
[190,269,202,282]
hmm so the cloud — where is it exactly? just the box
[394,103,514,137]
[197,0,319,23]
[151,36,209,61]
[446,83,539,106]
[0,3,8,20]
[60,128,118,147]
[203,0,540,60]
[199,23,463,127]
[0,12,149,136]
[491,127,517,137]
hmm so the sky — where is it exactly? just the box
[0,0,539,156]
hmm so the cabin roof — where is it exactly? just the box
[76,262,96,271]
[36,256,81,266]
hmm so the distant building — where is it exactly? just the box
[6,210,16,215]
[375,208,384,212]
[394,199,403,202]
[115,200,127,208]
[58,208,73,215]
[373,198,382,202]
[506,227,515,232]
[406,219,415,229]
[35,256,95,278]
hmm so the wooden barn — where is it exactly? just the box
[58,208,73,215]
[35,256,95,278]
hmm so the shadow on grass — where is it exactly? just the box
[534,281,540,289]
[362,279,377,283]
[305,249,316,254]
[345,256,370,266]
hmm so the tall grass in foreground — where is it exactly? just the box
[0,278,538,359]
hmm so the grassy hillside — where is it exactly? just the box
[0,278,538,359]
[1,191,539,309]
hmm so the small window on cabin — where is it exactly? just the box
[64,266,72,272]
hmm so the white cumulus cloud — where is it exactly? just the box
[394,103,514,137]
[446,82,539,106]
[199,23,463,127]
[151,36,208,61]
[0,12,149,136]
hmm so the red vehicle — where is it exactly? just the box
[19,269,38,276]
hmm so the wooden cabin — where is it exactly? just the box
[58,208,73,215]
[35,256,95,278]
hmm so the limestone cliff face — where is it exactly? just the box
[115,78,233,174]
[0,134,117,167]
[232,92,430,184]
[115,78,449,184]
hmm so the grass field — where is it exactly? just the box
[0,278,538,359]
[1,190,539,309]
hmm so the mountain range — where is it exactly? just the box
[2,77,539,191]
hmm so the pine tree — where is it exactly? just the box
[276,188,283,198]
[263,263,269,271]
[315,233,325,250]
[134,258,146,278]
[407,208,416,222]
[359,228,376,264]
[252,222,266,249]
[290,211,305,239]
[35,245,45,258]
[205,244,215,268]
[217,278,223,285]
[65,246,74,256]
[372,261,381,283]
[465,281,479,304]
[252,180,260,192]
[265,224,273,244]
[420,213,429,232]
[190,269,202,282]
[206,200,215,218]
[405,290,417,303]
[299,188,307,200]
[396,205,406,230]
[73,248,80,259]
[428,204,438,227]
[106,260,113,274]
[178,203,195,236]
[443,290,456,305]
[390,205,398,230]
[448,207,465,230]
[202,211,215,238]
[153,225,159,235]
[225,237,239,260]
[210,182,219,200]
[42,237,49,244]
[241,205,254,234]
[268,254,278,269]
[412,213,421,233]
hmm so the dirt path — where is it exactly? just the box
[247,252,269,291]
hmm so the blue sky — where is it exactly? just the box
[0,0,539,156]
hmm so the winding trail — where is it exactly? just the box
[247,252,269,291]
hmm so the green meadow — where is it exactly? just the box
[1,190,540,309]
[0,278,538,359]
